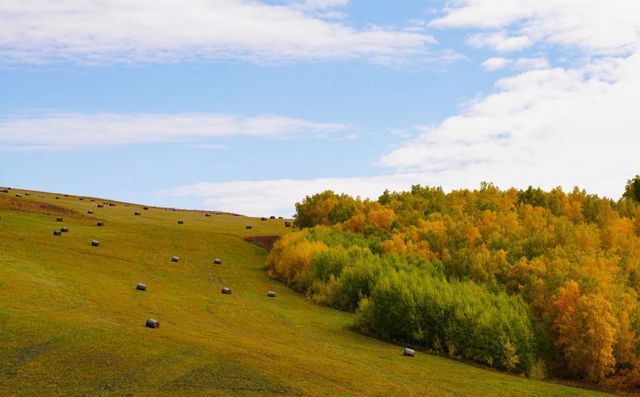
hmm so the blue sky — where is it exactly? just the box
[1,1,639,215]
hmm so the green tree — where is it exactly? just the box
[623,175,640,202]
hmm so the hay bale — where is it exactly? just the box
[205,213,211,217]
[60,227,69,233]
[79,197,84,200]
[97,204,104,208]
[56,217,63,222]
[403,348,415,357]
[55,197,60,199]
[64,194,69,197]
[91,240,100,247]
[177,220,184,224]
[270,216,276,219]
[136,283,146,291]
[145,319,159,329]
[214,258,222,265]
[261,217,267,221]
[97,221,104,226]
[245,225,253,230]
[267,291,277,298]
[25,192,31,196]
[171,256,179,262]
[278,216,284,219]
[109,203,116,207]
[15,193,22,198]
[284,221,292,228]
[221,287,232,295]
[39,195,44,198]
[53,230,62,236]
[0,189,8,193]
[134,212,141,216]
[143,207,149,210]
[87,210,94,214]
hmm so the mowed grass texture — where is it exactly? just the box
[0,190,611,396]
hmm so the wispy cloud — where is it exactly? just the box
[0,0,435,65]
[0,112,349,149]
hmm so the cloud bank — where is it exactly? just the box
[0,0,434,64]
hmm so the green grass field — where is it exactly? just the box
[0,190,612,396]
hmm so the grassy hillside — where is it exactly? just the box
[0,189,611,396]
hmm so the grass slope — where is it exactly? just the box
[0,190,611,396]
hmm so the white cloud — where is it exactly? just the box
[0,112,348,148]
[0,0,434,64]
[162,173,434,216]
[482,57,511,71]
[380,52,640,203]
[431,0,640,55]
[468,32,532,52]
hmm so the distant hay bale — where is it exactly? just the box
[91,240,100,247]
[245,225,253,230]
[261,217,267,221]
[53,230,62,236]
[15,193,21,198]
[284,221,292,228]
[97,221,104,227]
[39,195,44,198]
[109,203,116,207]
[79,197,84,200]
[205,213,211,217]
[270,216,276,219]
[0,189,8,193]
[177,220,184,224]
[136,283,146,291]
[64,194,69,197]
[221,287,232,295]
[143,207,149,210]
[87,210,94,214]
[278,216,283,219]
[171,256,179,262]
[25,193,31,196]
[90,199,95,202]
[403,348,415,357]
[214,258,222,265]
[55,197,60,199]
[145,319,159,329]
[60,227,69,233]
[124,204,129,207]
[134,212,141,216]
[267,291,277,298]
[97,204,104,208]
[56,217,63,222]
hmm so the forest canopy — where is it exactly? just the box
[267,183,640,386]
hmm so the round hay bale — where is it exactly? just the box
[245,225,253,230]
[134,212,141,216]
[91,240,100,247]
[39,195,44,198]
[64,194,69,197]
[87,210,94,214]
[403,348,415,357]
[56,217,63,222]
[145,319,159,329]
[143,207,149,210]
[260,217,267,221]
[25,193,31,196]
[221,287,232,295]
[55,197,60,200]
[79,197,84,200]
[109,203,116,207]
[97,204,104,208]
[53,230,62,236]
[97,221,104,227]
[60,227,69,233]
[278,216,284,219]
[284,221,292,228]
[136,283,146,291]
[177,220,184,224]
[205,213,211,217]
[171,256,179,262]
[214,258,222,265]
[270,216,276,219]
[15,193,21,198]
[267,291,277,298]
